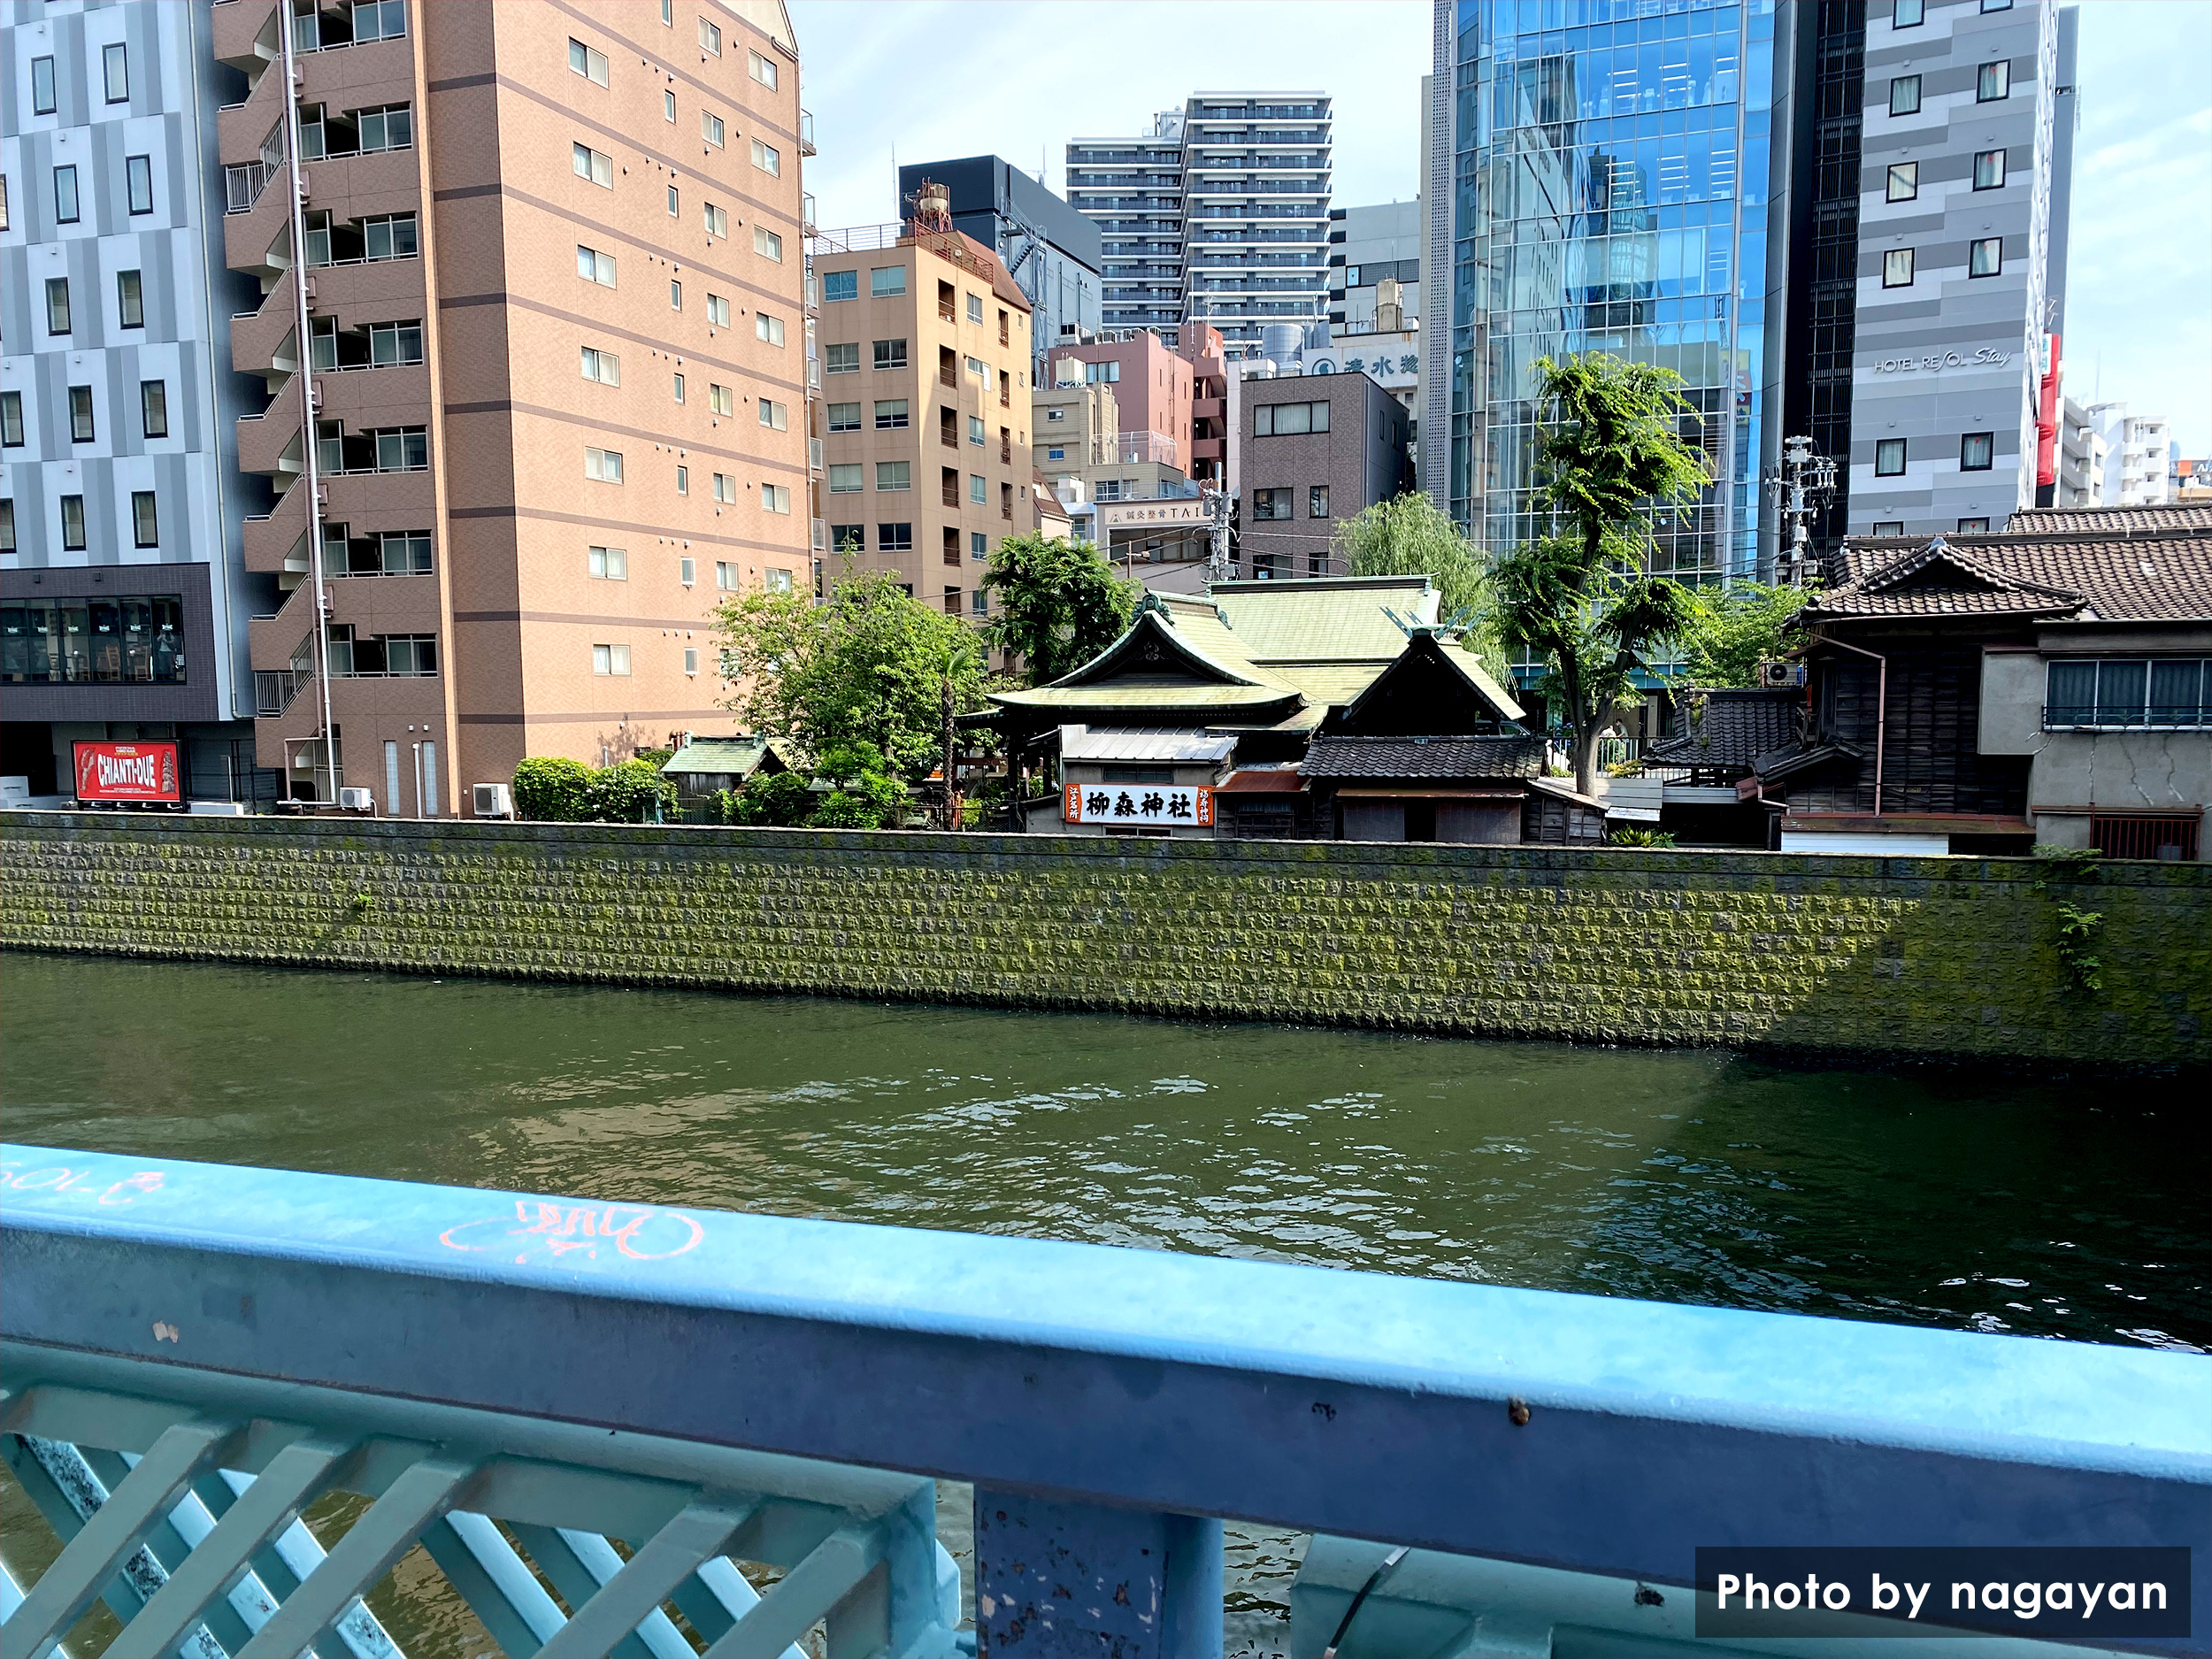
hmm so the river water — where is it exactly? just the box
[3,952,2205,1655]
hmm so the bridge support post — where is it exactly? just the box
[972,1488,1223,1658]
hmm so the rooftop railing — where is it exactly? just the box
[1,1148,2205,1659]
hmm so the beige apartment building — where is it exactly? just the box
[219,0,810,810]
[810,213,1034,621]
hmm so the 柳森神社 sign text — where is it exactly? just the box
[1064,783,1213,826]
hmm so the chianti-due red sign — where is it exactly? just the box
[73,740,180,804]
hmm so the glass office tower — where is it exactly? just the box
[1447,0,1777,581]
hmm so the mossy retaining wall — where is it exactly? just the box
[1,813,2204,1068]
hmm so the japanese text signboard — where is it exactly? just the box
[73,740,180,804]
[1064,782,1212,826]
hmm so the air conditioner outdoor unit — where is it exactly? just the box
[1758,660,1806,688]
[336,787,374,811]
[473,782,514,818]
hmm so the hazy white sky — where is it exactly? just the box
[790,0,2210,455]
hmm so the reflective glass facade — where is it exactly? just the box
[1449,0,1776,580]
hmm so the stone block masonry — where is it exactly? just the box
[1,815,2205,1070]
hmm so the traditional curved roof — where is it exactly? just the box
[1812,527,2212,623]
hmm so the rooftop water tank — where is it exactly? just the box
[1261,323,1303,368]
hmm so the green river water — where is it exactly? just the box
[2,952,2204,1656]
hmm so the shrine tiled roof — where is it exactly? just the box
[1812,526,2212,623]
[2004,503,2212,536]
[1301,735,1546,780]
[1647,688,1800,770]
[1210,576,1438,663]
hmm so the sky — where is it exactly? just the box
[789,0,2211,456]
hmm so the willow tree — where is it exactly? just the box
[1494,354,1710,795]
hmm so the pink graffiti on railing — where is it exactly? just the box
[0,1163,167,1207]
[439,1199,705,1266]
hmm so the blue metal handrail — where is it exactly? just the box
[3,1146,2206,1658]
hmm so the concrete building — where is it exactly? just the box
[1326,202,1420,337]
[3,0,266,801]
[1239,372,1409,580]
[1066,94,1333,357]
[2086,403,2172,507]
[811,217,1035,622]
[6,0,814,811]
[1043,329,1192,473]
[2055,395,2104,509]
[895,156,1100,380]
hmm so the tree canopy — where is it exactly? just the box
[1332,492,1511,680]
[980,532,1139,685]
[1681,580,1814,687]
[1493,353,1711,795]
[713,567,987,777]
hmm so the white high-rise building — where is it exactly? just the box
[2085,403,2172,507]
[1067,93,1332,357]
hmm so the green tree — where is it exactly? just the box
[722,770,812,826]
[714,566,987,776]
[1494,353,1711,796]
[980,532,1138,685]
[511,756,591,821]
[809,741,907,829]
[1331,492,1509,677]
[1681,580,1813,687]
[583,758,675,823]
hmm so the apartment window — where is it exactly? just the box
[593,643,632,676]
[1882,248,1915,288]
[117,269,144,328]
[54,165,79,224]
[877,462,911,492]
[141,380,167,438]
[964,294,984,325]
[828,464,864,494]
[827,402,861,432]
[0,176,8,232]
[708,382,734,417]
[968,416,987,446]
[697,15,721,54]
[1252,401,1329,435]
[751,140,780,177]
[873,399,909,430]
[104,42,130,103]
[569,38,610,86]
[1893,0,1924,19]
[829,525,864,553]
[756,311,787,347]
[971,589,990,618]
[1956,518,1991,533]
[1,501,16,553]
[710,472,736,504]
[969,474,987,504]
[2047,659,2212,730]
[1961,433,1994,472]
[365,213,418,260]
[585,445,624,482]
[1969,237,2004,279]
[0,392,20,447]
[971,532,988,559]
[662,0,673,22]
[354,0,408,43]
[580,345,620,385]
[666,183,680,217]
[1253,488,1293,520]
[378,531,431,573]
[704,294,731,329]
[1886,162,1917,203]
[46,278,72,335]
[1046,446,1065,462]
[1889,74,1921,116]
[1973,149,2007,190]
[61,495,87,550]
[760,398,789,431]
[874,338,909,370]
[1310,486,1330,518]
[32,56,56,115]
[754,226,783,262]
[577,244,617,287]
[762,483,790,514]
[572,142,614,188]
[676,465,688,494]
[1978,61,2010,101]
[670,279,682,309]
[357,104,412,152]
[672,373,686,403]
[1982,0,2013,9]
[664,90,676,122]
[870,266,907,297]
[678,646,697,677]
[677,557,695,587]
[716,561,740,591]
[703,111,725,148]
[588,545,627,580]
[68,386,96,443]
[1874,439,1907,476]
[375,428,429,471]
[824,271,858,302]
[126,155,153,215]
[878,523,913,552]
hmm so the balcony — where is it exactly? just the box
[799,107,816,156]
[0,1150,2200,1659]
[236,373,306,479]
[229,267,301,381]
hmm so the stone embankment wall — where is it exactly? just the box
[1,814,2204,1068]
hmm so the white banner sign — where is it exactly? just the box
[1098,499,1211,529]
[1064,782,1213,826]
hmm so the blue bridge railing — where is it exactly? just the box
[1,1145,2204,1658]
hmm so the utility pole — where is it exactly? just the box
[1766,435,1838,588]
[1204,484,1232,584]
